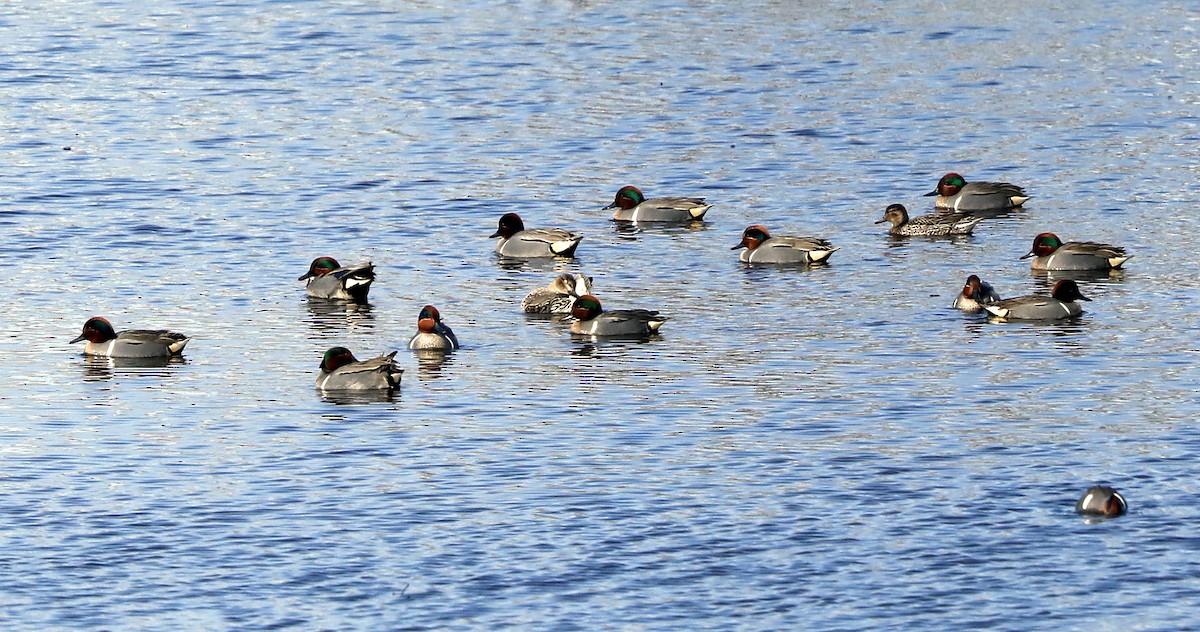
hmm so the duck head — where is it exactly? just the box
[1051,279,1090,302]
[1021,232,1063,259]
[604,185,645,210]
[961,275,985,300]
[70,316,118,344]
[571,295,603,321]
[489,213,526,239]
[874,204,909,227]
[732,225,771,251]
[320,347,358,372]
[925,172,966,197]
[299,256,341,280]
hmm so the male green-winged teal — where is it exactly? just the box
[490,213,582,258]
[1021,232,1131,271]
[316,347,402,390]
[298,256,375,302]
[604,185,712,222]
[1076,485,1127,517]
[984,279,1090,321]
[569,295,668,336]
[70,316,190,358]
[408,305,460,351]
[952,275,1002,312]
[925,172,1029,211]
[731,225,838,264]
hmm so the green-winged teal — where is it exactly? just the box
[732,225,838,264]
[316,347,402,390]
[70,316,190,358]
[491,213,582,258]
[605,185,711,222]
[569,295,668,337]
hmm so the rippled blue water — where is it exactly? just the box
[3,1,1200,629]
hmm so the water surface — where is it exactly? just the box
[2,1,1199,629]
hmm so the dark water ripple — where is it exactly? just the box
[2,0,1200,629]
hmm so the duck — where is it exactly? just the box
[408,305,460,351]
[316,347,403,390]
[569,295,668,336]
[604,185,712,222]
[1075,485,1127,517]
[1020,232,1131,271]
[490,213,582,258]
[924,172,1029,211]
[875,203,982,236]
[298,256,376,302]
[70,316,190,358]
[521,273,594,314]
[731,225,838,264]
[952,274,1002,312]
[983,279,1090,321]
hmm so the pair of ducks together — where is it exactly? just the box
[488,184,712,258]
[875,173,1030,236]
[950,232,1132,320]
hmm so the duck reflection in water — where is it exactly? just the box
[414,349,454,380]
[305,299,376,334]
[81,355,187,382]
[319,389,397,405]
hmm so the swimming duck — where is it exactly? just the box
[408,305,460,351]
[521,273,593,314]
[731,225,838,264]
[1075,485,1127,517]
[604,185,712,222]
[1020,232,1131,271]
[875,203,982,236]
[316,347,403,391]
[490,213,583,258]
[298,256,376,302]
[984,279,1090,321]
[569,295,668,336]
[924,172,1029,211]
[952,274,1002,312]
[70,316,190,358]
